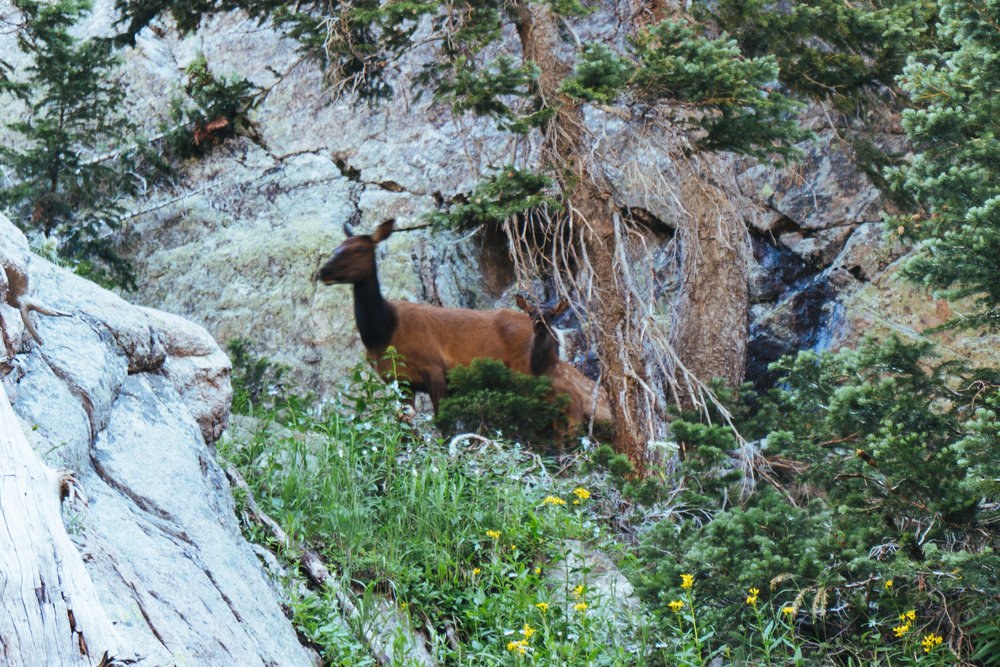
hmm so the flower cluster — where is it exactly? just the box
[543,495,566,506]
[921,633,943,652]
[745,588,759,607]
[681,573,694,589]
[506,639,529,655]
[486,529,501,540]
[669,600,684,613]
[892,610,916,637]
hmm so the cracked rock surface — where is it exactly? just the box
[1,213,313,666]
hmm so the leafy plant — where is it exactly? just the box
[162,55,262,159]
[433,357,569,445]
[888,0,1000,331]
[218,360,650,664]
[636,335,1000,662]
[429,167,562,230]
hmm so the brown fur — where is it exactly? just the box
[515,295,613,428]
[318,220,533,413]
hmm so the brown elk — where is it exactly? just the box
[316,219,534,413]
[514,295,613,428]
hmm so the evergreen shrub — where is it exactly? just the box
[434,358,569,445]
[637,336,1000,661]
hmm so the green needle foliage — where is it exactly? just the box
[558,43,631,105]
[693,0,933,109]
[637,335,1000,661]
[429,167,562,230]
[630,20,811,164]
[0,0,140,287]
[434,358,569,445]
[889,0,1000,331]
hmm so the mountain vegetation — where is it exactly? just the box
[1,0,999,664]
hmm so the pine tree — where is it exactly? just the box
[889,0,1000,330]
[695,0,933,109]
[0,0,138,288]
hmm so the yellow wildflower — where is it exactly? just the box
[506,639,528,654]
[893,623,910,638]
[921,633,943,652]
[535,567,541,575]
[668,600,684,613]
[681,574,694,589]
[535,602,549,612]
[906,610,916,621]
[572,584,584,599]
[746,588,759,607]
[472,568,481,575]
[884,579,893,591]
[574,602,588,613]
[782,606,795,617]
[486,530,501,539]
[521,624,535,639]
[543,495,566,506]
[573,487,591,500]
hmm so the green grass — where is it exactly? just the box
[218,349,992,666]
[218,361,660,665]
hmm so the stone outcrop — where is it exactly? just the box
[0,213,313,666]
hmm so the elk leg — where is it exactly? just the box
[427,369,448,416]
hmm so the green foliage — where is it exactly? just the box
[434,358,569,445]
[117,0,436,100]
[630,20,811,163]
[227,338,317,418]
[888,0,1000,331]
[162,55,262,159]
[693,0,933,109]
[432,55,553,133]
[219,361,650,663]
[0,0,139,288]
[637,336,1000,661]
[559,43,631,104]
[429,167,562,229]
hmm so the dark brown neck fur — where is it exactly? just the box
[353,275,398,350]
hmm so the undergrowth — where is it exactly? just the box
[218,345,655,665]
[219,339,999,666]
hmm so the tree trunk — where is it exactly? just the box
[670,157,750,398]
[0,381,125,666]
[513,3,751,469]
[515,2,652,469]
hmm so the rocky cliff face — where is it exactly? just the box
[1,213,313,666]
[91,4,975,397]
[1,1,988,403]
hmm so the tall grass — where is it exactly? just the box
[218,359,658,664]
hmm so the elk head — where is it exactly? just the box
[317,219,395,285]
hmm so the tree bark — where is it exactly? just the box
[515,2,652,469]
[513,2,750,469]
[670,157,750,397]
[0,381,125,666]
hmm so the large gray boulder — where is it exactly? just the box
[1,213,313,666]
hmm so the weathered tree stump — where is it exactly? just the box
[0,381,126,665]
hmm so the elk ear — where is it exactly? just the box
[343,222,355,238]
[515,294,530,314]
[552,300,569,318]
[371,219,395,244]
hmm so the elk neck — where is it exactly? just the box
[352,274,398,350]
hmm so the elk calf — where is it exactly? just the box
[515,295,613,428]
